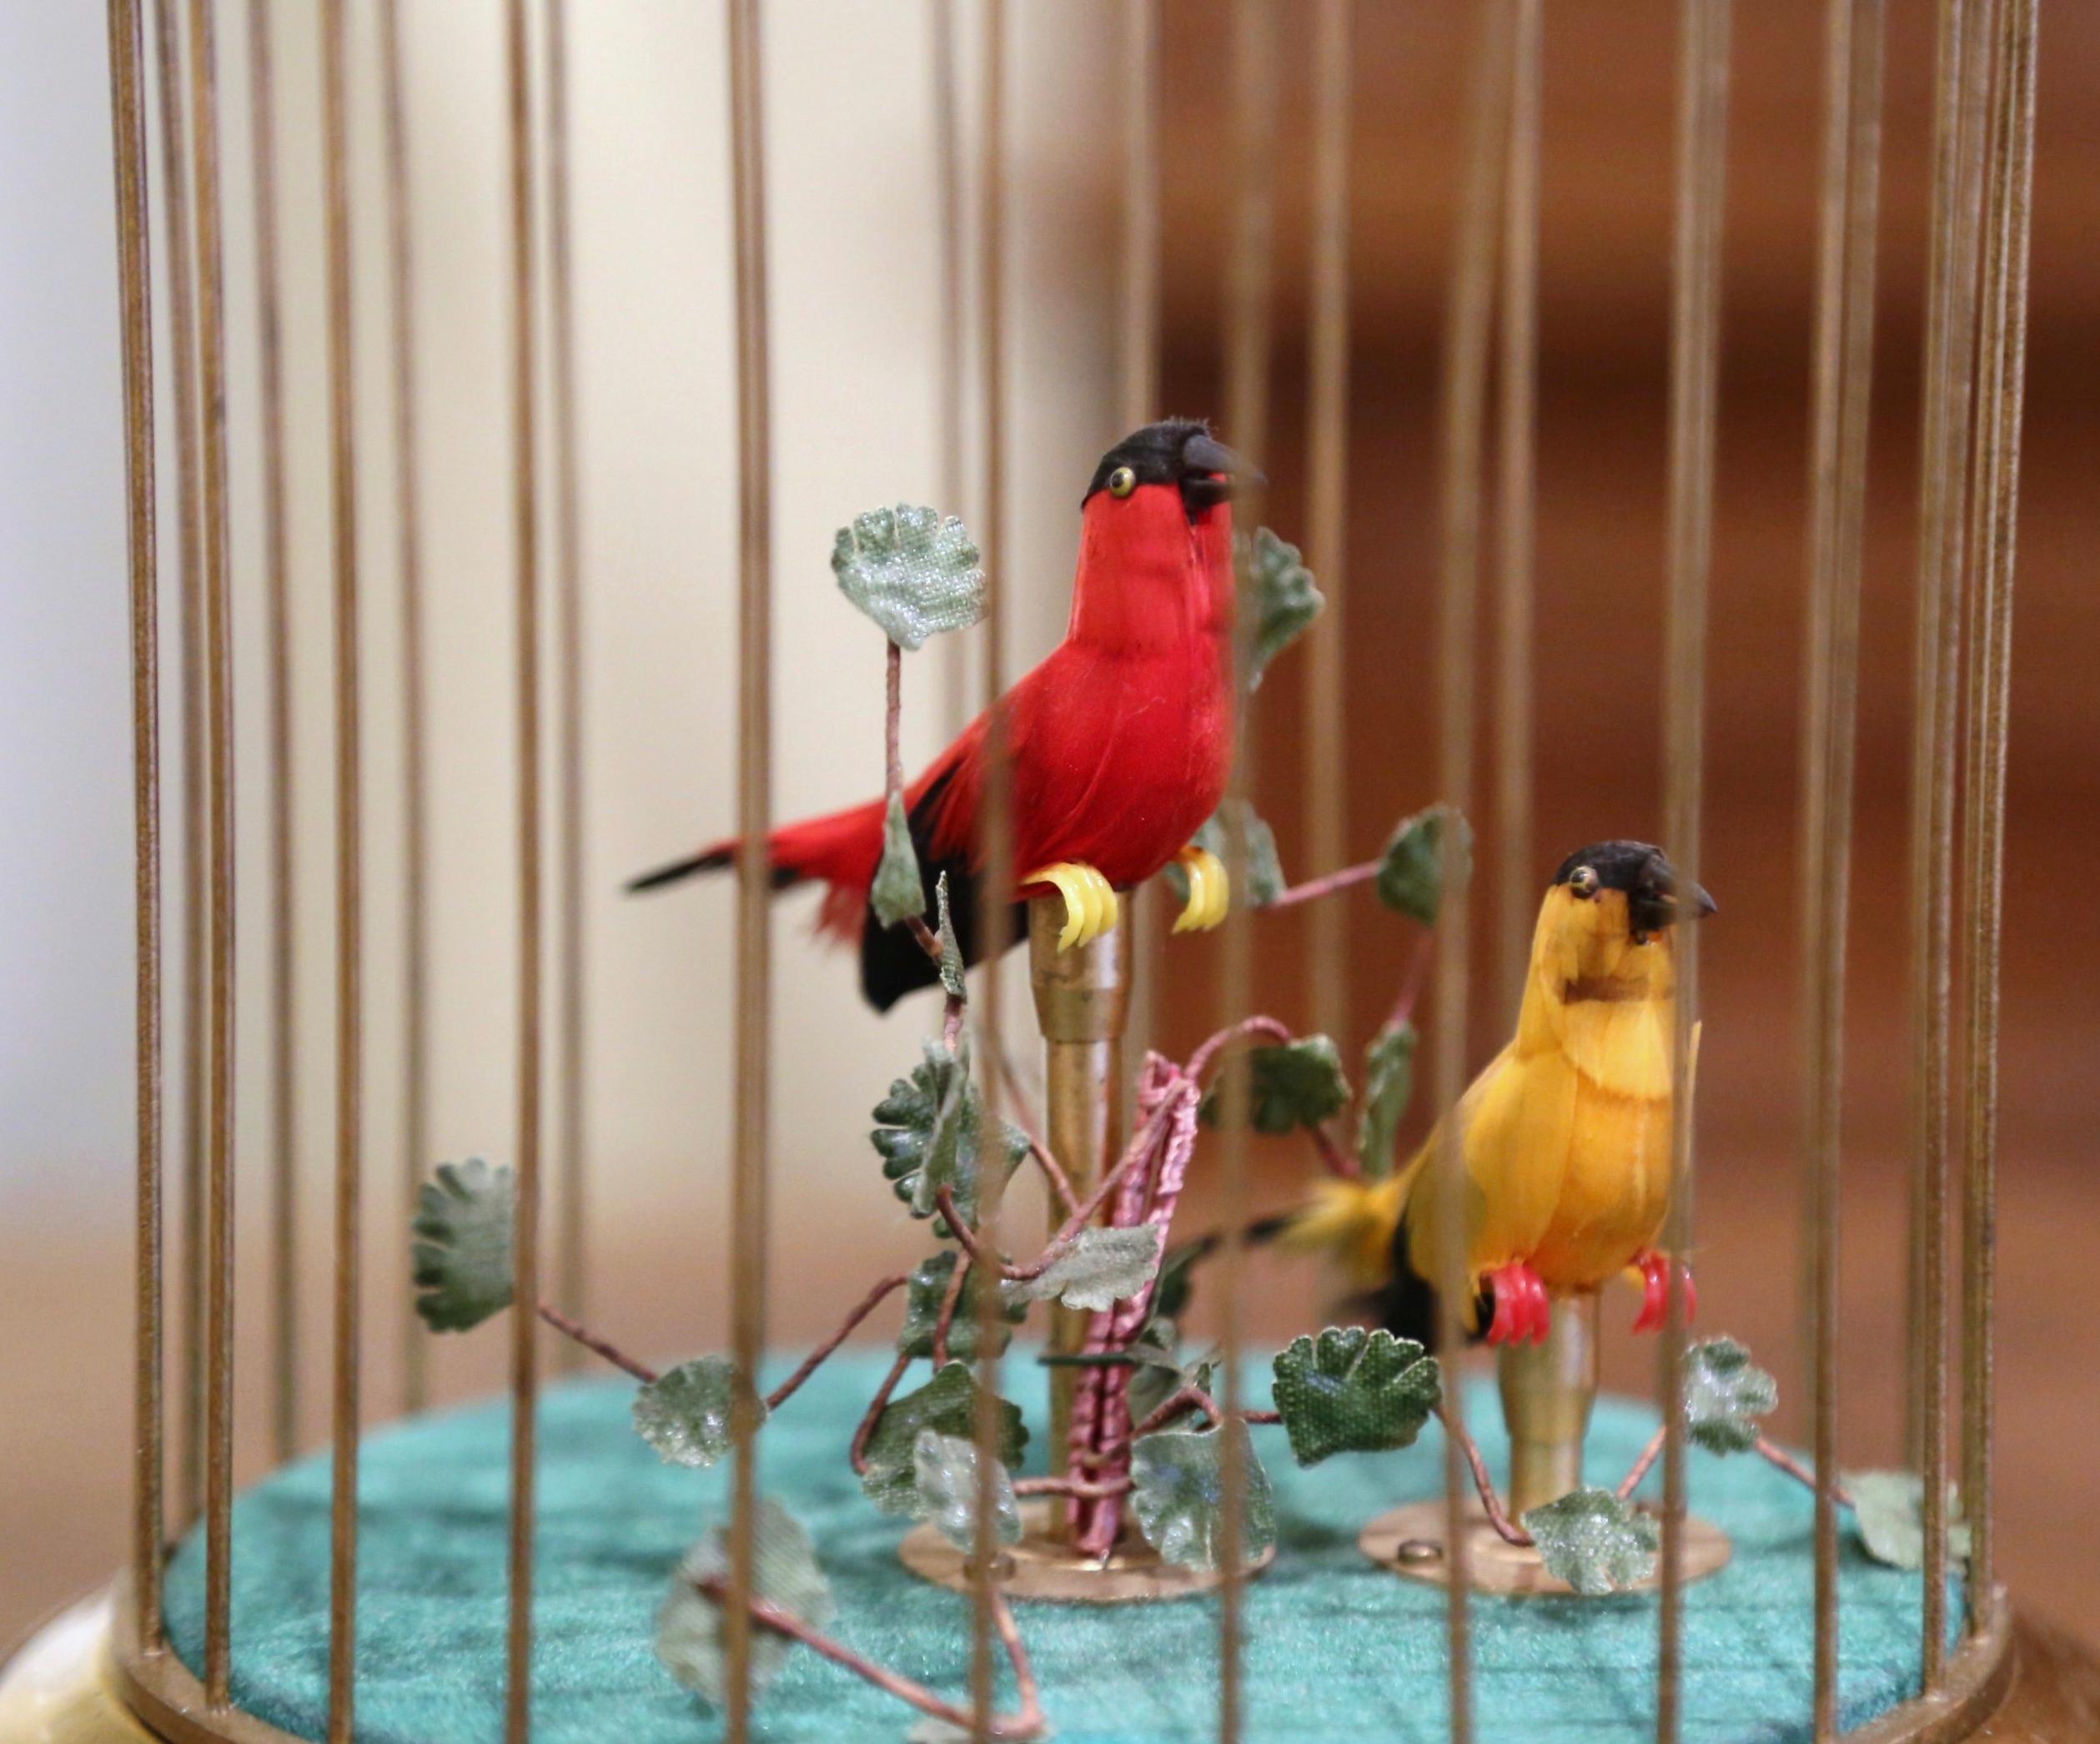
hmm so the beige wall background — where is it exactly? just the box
[2,0,1125,1641]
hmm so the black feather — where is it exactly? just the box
[858,766,1026,1013]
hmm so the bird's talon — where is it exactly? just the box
[1486,1262,1550,1346]
[1172,847,1231,934]
[1025,862,1120,950]
[1630,1251,1695,1334]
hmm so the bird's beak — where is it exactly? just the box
[1687,882,1717,920]
[1178,432,1264,510]
[1634,880,1715,937]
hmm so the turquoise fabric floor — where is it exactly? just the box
[164,1352,1952,1743]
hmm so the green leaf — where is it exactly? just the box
[1129,1419,1275,1571]
[1845,1470,1972,1571]
[897,1250,1025,1364]
[869,790,924,930]
[1270,1327,1441,1467]
[1376,804,1473,926]
[1522,1488,1660,1596]
[860,1362,1027,1516]
[632,1356,761,1469]
[911,1430,1022,1551]
[934,872,966,998]
[1356,1022,1418,1181]
[870,1041,1025,1232]
[831,504,984,651]
[656,1497,834,1706]
[1128,1344,1215,1433]
[1201,1035,1351,1135]
[1006,1226,1163,1314]
[1166,802,1286,908]
[410,1158,515,1332]
[1234,527,1323,691]
[1681,1337,1778,1455]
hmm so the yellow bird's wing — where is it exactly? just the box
[1402,1042,1579,1289]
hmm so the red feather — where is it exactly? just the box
[651,480,1235,954]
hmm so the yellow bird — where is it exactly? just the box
[1290,840,1714,1345]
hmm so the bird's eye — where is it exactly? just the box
[1570,866,1600,899]
[1108,465,1138,499]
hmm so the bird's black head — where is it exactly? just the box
[1082,419,1262,519]
[1552,840,1716,944]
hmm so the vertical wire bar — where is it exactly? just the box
[148,0,209,1538]
[968,8,1010,1730]
[1491,0,1540,1032]
[247,0,298,1467]
[1800,2,1885,1732]
[1303,0,1353,1047]
[1218,5,1278,1736]
[377,0,433,1416]
[503,0,544,1736]
[183,0,238,1701]
[721,2,772,1737]
[547,0,589,1365]
[1119,0,1166,1079]
[1656,3,1730,1737]
[109,0,166,1654]
[929,0,971,738]
[1907,0,1994,1685]
[1433,12,1511,1741]
[1960,0,2037,1628]
[319,1,363,1734]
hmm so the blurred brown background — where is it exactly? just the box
[6,0,2098,1675]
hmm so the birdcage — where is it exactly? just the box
[0,0,2078,1741]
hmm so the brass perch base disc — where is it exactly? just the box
[899,1500,1274,1605]
[1360,1499,1731,1596]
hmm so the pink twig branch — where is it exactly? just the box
[1756,1435,1853,1509]
[1262,858,1381,911]
[1435,1404,1534,1547]
[1187,1014,1296,1083]
[1131,1384,1223,1440]
[694,1576,1047,1740]
[1617,1427,1667,1500]
[930,1253,972,1369]
[851,1352,912,1475]
[992,1046,1078,1218]
[1014,1473,1133,1500]
[763,1273,910,1413]
[537,1303,657,1385]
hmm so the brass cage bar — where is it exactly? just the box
[1492,0,1541,1032]
[1801,0,1886,1734]
[1303,0,1353,1048]
[148,0,209,1542]
[1657,3,1731,1737]
[1907,0,1995,1688]
[376,0,433,1418]
[968,2,1011,1732]
[109,0,165,1659]
[244,0,298,1470]
[1960,0,2038,1628]
[549,0,590,1377]
[721,0,774,1736]
[181,0,238,1704]
[1217,3,1279,1735]
[318,0,364,1735]
[503,0,545,1736]
[1434,9,1514,1739]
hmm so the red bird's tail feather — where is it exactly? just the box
[625,797,887,945]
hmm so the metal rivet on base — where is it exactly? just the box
[1395,1538,1444,1566]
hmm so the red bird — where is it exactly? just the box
[629,420,1253,1010]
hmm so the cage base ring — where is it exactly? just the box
[898,1499,1274,1604]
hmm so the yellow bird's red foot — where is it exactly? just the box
[1171,847,1229,933]
[1485,1262,1551,1346]
[1629,1251,1697,1334]
[1024,862,1119,950]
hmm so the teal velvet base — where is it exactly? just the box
[164,1354,1952,1742]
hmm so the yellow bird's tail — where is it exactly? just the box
[1278,1171,1413,1286]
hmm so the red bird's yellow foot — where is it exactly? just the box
[1024,862,1119,951]
[1628,1252,1697,1334]
[1485,1262,1551,1346]
[1171,847,1230,933]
